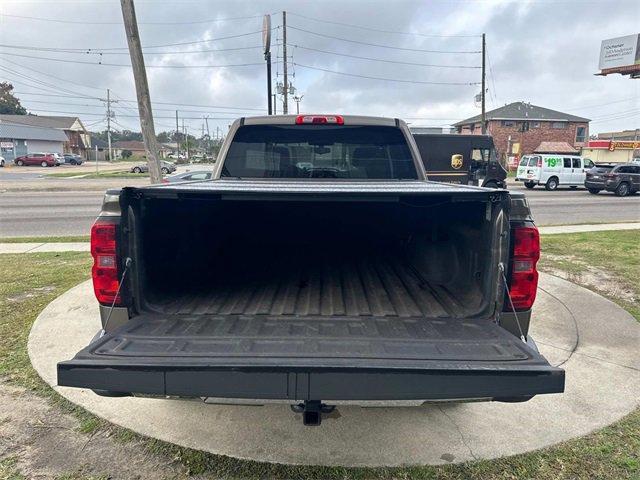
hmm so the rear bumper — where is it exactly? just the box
[584,181,606,189]
[58,360,564,401]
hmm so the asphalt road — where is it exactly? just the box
[1,182,639,237]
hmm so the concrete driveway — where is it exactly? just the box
[28,273,640,467]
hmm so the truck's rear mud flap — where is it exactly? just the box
[58,315,564,405]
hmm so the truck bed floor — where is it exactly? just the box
[149,254,482,319]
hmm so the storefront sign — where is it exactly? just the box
[609,141,640,151]
[0,141,14,149]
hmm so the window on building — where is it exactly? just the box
[531,121,541,128]
[552,122,566,129]
[501,120,515,127]
[575,126,587,143]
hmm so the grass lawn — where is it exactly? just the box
[0,230,638,479]
[0,235,90,243]
[539,229,640,321]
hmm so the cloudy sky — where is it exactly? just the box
[0,0,638,136]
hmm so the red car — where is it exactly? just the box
[14,153,58,167]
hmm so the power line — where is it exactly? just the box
[0,43,263,56]
[25,107,246,120]
[0,12,269,26]
[0,51,266,68]
[288,44,480,69]
[288,25,481,53]
[287,12,481,38]
[13,91,266,111]
[0,56,107,93]
[293,63,480,85]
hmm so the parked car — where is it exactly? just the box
[167,153,186,160]
[585,163,640,196]
[0,155,5,167]
[44,153,62,166]
[63,153,84,165]
[59,114,564,426]
[515,154,595,190]
[130,160,176,175]
[14,153,57,167]
[162,170,212,183]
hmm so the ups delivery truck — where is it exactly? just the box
[412,132,508,188]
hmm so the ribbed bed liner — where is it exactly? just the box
[149,253,482,319]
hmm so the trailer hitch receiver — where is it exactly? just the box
[290,401,335,426]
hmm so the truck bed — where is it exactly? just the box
[151,252,481,318]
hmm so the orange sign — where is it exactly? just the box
[609,141,640,151]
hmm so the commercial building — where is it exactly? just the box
[582,139,640,163]
[453,102,590,161]
[0,121,68,161]
[0,114,91,157]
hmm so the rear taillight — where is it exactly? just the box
[295,115,344,125]
[506,226,540,311]
[90,221,121,305]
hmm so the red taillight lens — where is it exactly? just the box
[90,222,121,305]
[506,226,540,311]
[295,115,344,125]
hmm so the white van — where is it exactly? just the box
[515,154,594,190]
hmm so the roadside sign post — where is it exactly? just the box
[263,15,272,115]
[95,145,98,175]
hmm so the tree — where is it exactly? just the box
[121,149,133,159]
[0,82,27,115]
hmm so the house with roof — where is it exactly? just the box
[453,102,590,159]
[0,114,91,158]
[112,140,170,159]
[0,121,68,161]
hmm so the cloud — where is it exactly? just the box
[1,0,638,134]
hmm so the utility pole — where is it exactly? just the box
[272,94,277,115]
[175,110,180,159]
[481,33,486,135]
[204,116,210,155]
[282,11,288,114]
[120,0,162,183]
[106,89,113,161]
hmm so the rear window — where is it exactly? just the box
[593,166,614,173]
[520,156,538,167]
[223,125,418,180]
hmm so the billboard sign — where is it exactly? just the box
[599,34,640,70]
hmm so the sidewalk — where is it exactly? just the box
[0,243,89,254]
[1,223,638,254]
[538,222,640,235]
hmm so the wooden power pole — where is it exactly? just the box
[120,0,162,183]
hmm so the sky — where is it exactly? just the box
[0,0,638,137]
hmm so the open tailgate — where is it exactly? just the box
[58,314,564,401]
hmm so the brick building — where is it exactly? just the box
[453,102,590,160]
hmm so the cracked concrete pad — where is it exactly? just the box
[28,273,640,467]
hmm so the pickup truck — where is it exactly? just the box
[58,114,564,426]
